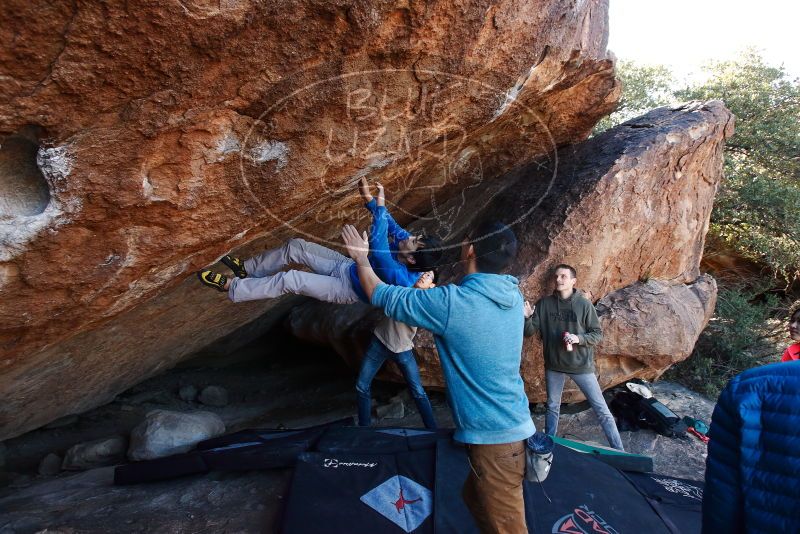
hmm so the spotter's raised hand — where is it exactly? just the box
[341,224,370,263]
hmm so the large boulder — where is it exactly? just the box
[0,0,618,439]
[529,276,717,402]
[594,276,718,381]
[287,102,733,401]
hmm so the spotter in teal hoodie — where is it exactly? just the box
[372,273,536,445]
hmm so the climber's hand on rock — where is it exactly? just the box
[376,183,385,207]
[359,177,373,203]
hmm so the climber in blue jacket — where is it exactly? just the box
[702,361,800,533]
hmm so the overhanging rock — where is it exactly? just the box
[0,0,618,439]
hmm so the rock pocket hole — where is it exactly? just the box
[0,127,51,217]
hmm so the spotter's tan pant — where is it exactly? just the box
[462,440,528,534]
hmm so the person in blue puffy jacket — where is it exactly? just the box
[702,361,800,533]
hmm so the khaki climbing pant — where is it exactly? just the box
[462,440,528,534]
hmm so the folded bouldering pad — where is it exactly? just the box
[281,449,436,534]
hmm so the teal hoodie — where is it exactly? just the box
[372,273,536,444]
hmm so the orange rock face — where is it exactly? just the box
[286,101,733,402]
[0,1,617,438]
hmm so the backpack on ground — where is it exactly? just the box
[639,397,687,437]
[610,385,687,438]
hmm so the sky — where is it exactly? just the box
[608,0,800,80]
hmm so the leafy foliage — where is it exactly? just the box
[665,286,779,398]
[676,51,800,180]
[677,52,800,282]
[709,162,800,280]
[594,61,676,133]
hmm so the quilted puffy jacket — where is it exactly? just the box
[702,362,800,533]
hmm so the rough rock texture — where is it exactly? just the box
[61,435,127,471]
[594,277,717,378]
[455,101,733,299]
[37,452,62,477]
[198,385,229,407]
[0,0,618,440]
[287,102,733,401]
[127,410,225,461]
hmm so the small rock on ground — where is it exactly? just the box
[179,385,198,402]
[377,398,405,419]
[198,385,229,407]
[128,410,225,461]
[62,436,127,471]
[38,453,62,476]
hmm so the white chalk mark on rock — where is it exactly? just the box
[0,144,81,262]
[492,65,534,121]
[36,145,74,192]
[217,134,241,156]
[249,140,289,171]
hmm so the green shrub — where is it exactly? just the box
[593,61,676,134]
[710,161,800,282]
[665,284,779,398]
[677,51,800,284]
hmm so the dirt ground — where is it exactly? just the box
[0,335,713,533]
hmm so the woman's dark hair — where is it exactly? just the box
[409,235,445,272]
[470,220,518,274]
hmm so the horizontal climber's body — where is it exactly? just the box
[197,179,442,303]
